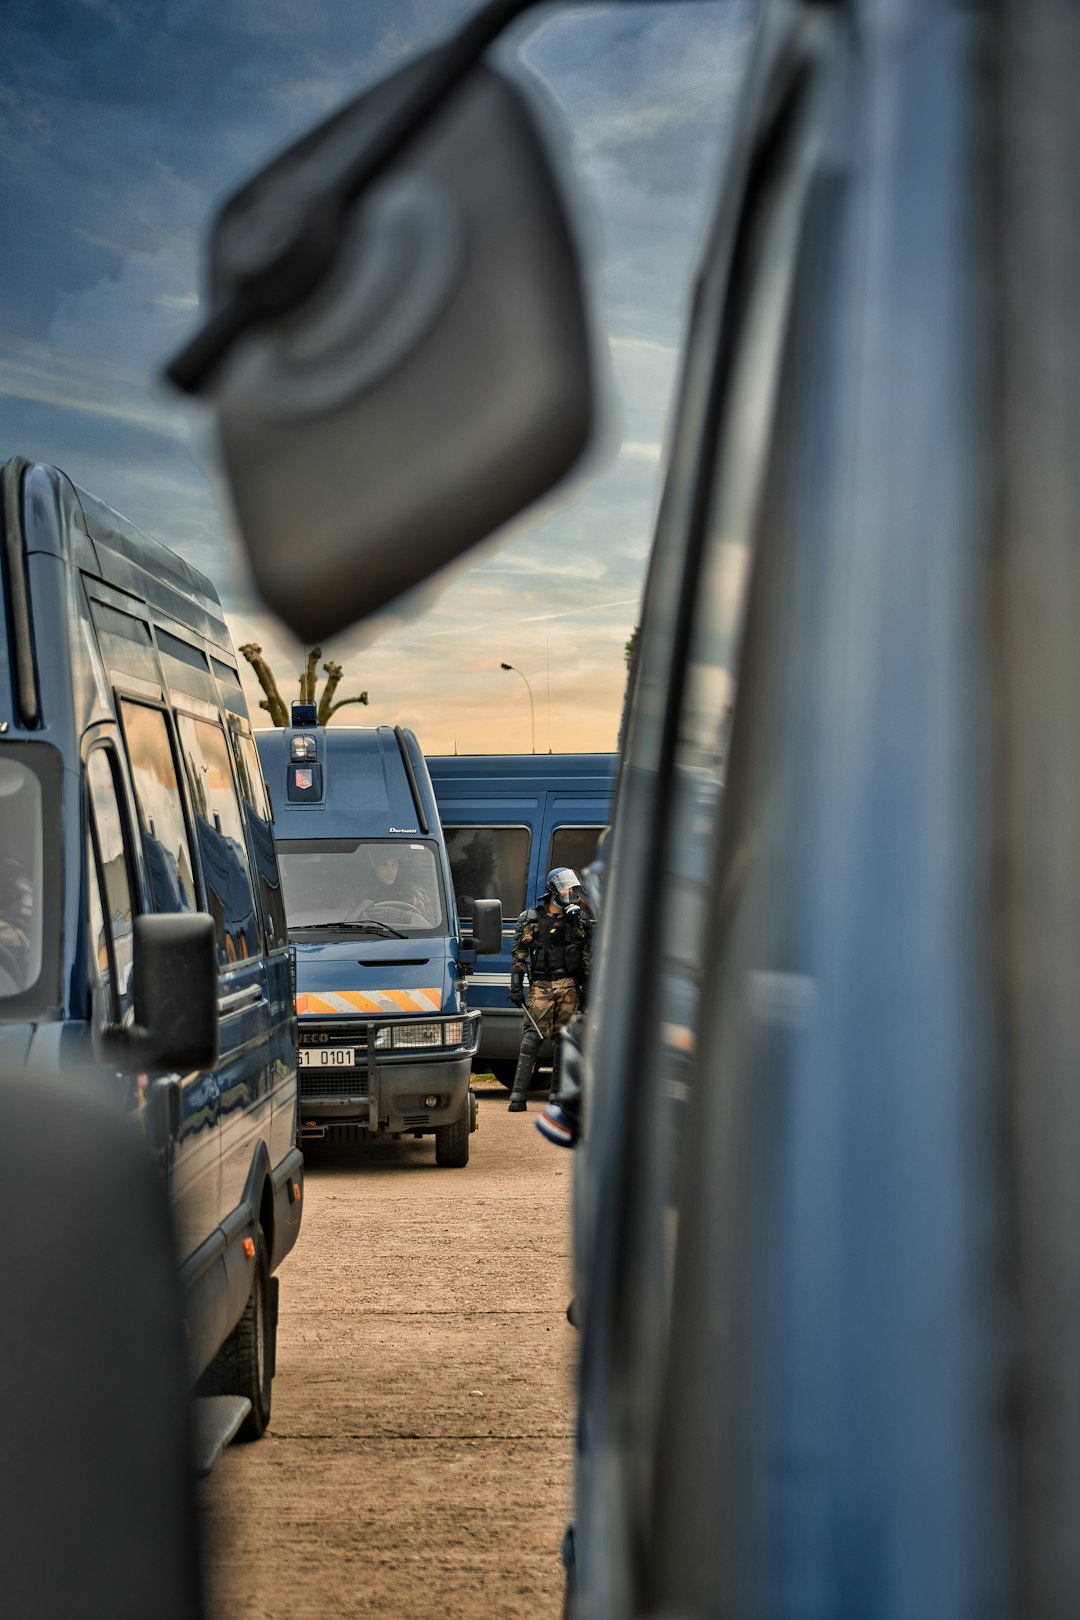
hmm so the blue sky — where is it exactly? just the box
[0,0,756,751]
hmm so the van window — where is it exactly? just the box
[86,749,135,1014]
[0,757,43,995]
[89,599,160,690]
[157,630,217,705]
[213,658,247,717]
[548,825,604,879]
[176,715,260,962]
[443,826,530,921]
[278,839,445,934]
[234,733,288,949]
[120,701,197,914]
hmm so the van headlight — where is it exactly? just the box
[373,1019,471,1051]
[373,1023,442,1050]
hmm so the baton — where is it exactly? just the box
[521,1001,545,1041]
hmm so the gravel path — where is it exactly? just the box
[199,1081,574,1618]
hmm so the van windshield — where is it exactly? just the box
[278,839,447,936]
[0,755,47,999]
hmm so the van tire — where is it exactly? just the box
[488,1060,517,1089]
[435,1111,470,1168]
[200,1226,274,1441]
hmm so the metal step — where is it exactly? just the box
[192,1395,252,1478]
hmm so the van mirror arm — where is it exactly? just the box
[166,0,551,395]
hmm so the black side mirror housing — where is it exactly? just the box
[471,898,503,957]
[169,52,592,642]
[110,914,219,1073]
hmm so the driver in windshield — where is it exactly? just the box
[372,851,405,895]
[365,848,431,919]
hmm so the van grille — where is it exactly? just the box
[297,1019,370,1100]
[403,1113,430,1129]
[298,1020,369,1051]
[299,1072,371,1100]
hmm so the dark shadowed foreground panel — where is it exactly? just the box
[0,1066,202,1620]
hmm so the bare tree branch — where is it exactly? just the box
[317,661,344,725]
[300,646,322,706]
[241,643,369,728]
[325,693,369,722]
[239,643,289,727]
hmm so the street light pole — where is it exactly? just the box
[500,662,536,754]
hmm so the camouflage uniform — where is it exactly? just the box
[528,978,580,1039]
[507,903,590,1109]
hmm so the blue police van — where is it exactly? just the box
[258,720,501,1166]
[0,456,303,1440]
[425,753,616,1083]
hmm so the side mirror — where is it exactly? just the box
[471,898,503,957]
[167,47,593,642]
[110,914,219,1073]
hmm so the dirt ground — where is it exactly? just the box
[198,1079,575,1619]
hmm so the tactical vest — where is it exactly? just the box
[529,909,585,981]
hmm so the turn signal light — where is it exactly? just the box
[243,1236,256,1259]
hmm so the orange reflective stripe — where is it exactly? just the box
[297,989,442,1016]
[296,993,338,1016]
[383,988,422,1012]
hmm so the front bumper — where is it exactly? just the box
[296,1011,479,1135]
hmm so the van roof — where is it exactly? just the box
[257,724,438,841]
[21,462,229,648]
[75,481,223,620]
[425,752,617,792]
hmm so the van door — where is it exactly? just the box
[231,726,295,1167]
[443,822,533,1070]
[118,698,220,1260]
[84,737,139,1101]
[173,713,270,1222]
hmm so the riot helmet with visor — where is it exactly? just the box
[545,867,584,910]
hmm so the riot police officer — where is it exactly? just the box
[507,867,591,1112]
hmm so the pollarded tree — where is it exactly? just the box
[238,644,369,727]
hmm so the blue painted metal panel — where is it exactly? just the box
[427,752,615,1067]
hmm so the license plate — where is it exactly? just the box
[298,1047,356,1068]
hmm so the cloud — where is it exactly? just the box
[1,0,757,754]
[518,596,640,626]
[0,362,175,433]
[476,552,609,583]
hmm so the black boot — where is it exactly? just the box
[508,1030,539,1111]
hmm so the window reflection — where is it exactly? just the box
[176,715,259,962]
[121,701,197,915]
[234,733,288,949]
[444,826,531,921]
[87,749,134,1011]
[0,758,43,994]
[86,840,110,1007]
[548,825,604,879]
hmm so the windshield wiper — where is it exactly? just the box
[293,920,406,939]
